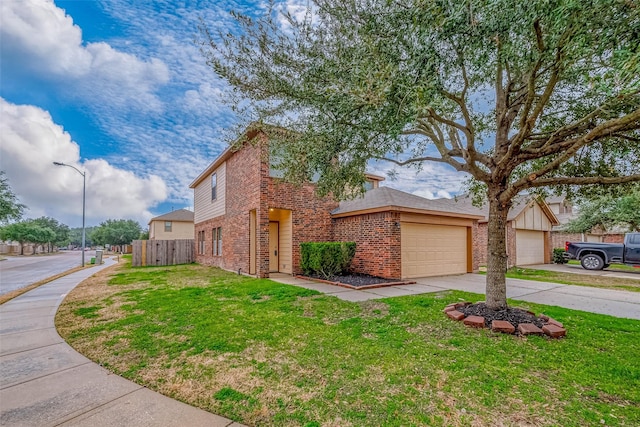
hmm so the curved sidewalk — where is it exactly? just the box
[0,259,243,427]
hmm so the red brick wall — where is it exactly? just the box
[332,212,402,279]
[267,179,339,275]
[552,232,587,249]
[195,142,263,273]
[603,234,625,243]
[194,134,339,278]
[506,224,517,268]
[474,222,488,266]
[474,222,517,267]
[194,216,225,268]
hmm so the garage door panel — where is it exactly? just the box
[401,223,467,278]
[515,230,544,265]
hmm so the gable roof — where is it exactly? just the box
[149,209,194,224]
[434,194,560,225]
[332,187,484,219]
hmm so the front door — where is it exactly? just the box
[269,221,279,272]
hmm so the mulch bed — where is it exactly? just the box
[445,302,567,338]
[457,302,546,329]
[298,273,415,289]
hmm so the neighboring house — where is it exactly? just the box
[190,127,483,279]
[546,196,574,226]
[148,209,195,240]
[545,196,626,247]
[440,195,560,267]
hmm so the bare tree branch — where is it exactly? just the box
[525,174,640,188]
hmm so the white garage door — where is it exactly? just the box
[401,223,468,278]
[515,230,545,265]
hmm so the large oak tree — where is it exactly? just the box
[202,0,640,309]
[0,171,25,224]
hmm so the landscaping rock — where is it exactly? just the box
[455,302,472,309]
[518,323,544,335]
[443,304,457,313]
[445,303,566,339]
[463,315,485,328]
[447,310,465,321]
[491,320,515,334]
[546,318,564,328]
[542,324,567,338]
[457,303,545,329]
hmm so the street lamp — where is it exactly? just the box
[53,162,86,267]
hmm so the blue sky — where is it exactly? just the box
[1,0,466,228]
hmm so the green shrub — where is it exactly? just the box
[300,242,356,279]
[553,248,568,264]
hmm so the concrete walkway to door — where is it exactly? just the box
[0,258,243,427]
[270,273,640,320]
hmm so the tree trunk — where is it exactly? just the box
[485,190,511,310]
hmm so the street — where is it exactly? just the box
[0,251,93,295]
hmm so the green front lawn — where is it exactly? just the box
[567,259,640,273]
[56,261,640,426]
[503,267,640,292]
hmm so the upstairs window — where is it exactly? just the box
[164,221,172,232]
[211,173,217,201]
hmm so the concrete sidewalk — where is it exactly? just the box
[270,273,640,320]
[0,258,243,427]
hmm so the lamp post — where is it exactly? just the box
[53,162,86,267]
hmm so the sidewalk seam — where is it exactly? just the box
[0,340,64,357]
[0,361,93,390]
[52,385,145,427]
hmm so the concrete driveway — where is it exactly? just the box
[526,263,640,280]
[273,273,640,320]
[412,273,640,320]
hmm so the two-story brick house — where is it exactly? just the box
[190,127,483,279]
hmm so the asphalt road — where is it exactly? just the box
[0,251,93,295]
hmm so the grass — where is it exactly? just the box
[567,259,640,273]
[56,260,640,426]
[503,266,640,292]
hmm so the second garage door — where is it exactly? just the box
[515,229,545,265]
[401,223,468,278]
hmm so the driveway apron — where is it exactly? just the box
[270,273,640,320]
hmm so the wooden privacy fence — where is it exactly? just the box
[132,239,195,267]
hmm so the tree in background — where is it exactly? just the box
[91,219,142,246]
[68,227,94,248]
[565,187,640,233]
[30,217,70,252]
[0,220,55,255]
[202,0,640,310]
[0,171,26,224]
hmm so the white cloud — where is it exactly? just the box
[0,0,169,110]
[274,0,316,30]
[0,98,168,227]
[370,160,469,199]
